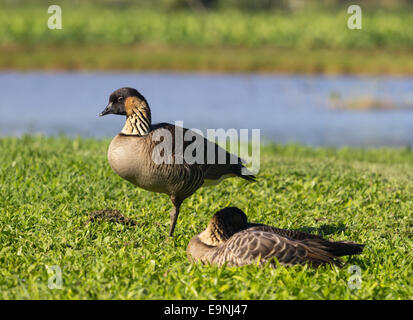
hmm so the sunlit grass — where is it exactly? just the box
[1,7,413,48]
[1,5,413,73]
[0,136,412,299]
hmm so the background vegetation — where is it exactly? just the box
[1,0,413,73]
[0,136,412,299]
[2,6,413,48]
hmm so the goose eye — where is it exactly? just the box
[118,97,124,102]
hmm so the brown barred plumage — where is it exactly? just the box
[187,207,364,268]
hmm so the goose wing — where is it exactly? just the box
[246,224,364,257]
[246,224,324,240]
[210,230,342,268]
[151,123,255,183]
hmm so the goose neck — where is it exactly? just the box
[121,107,152,136]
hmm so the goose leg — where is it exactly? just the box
[169,196,182,237]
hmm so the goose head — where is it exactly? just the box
[198,207,248,246]
[100,87,152,135]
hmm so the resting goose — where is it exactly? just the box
[100,88,255,236]
[187,207,364,268]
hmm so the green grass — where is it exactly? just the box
[2,6,413,49]
[0,136,412,299]
[1,5,413,73]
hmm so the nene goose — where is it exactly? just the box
[100,87,255,236]
[187,207,364,268]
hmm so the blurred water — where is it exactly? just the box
[1,71,413,147]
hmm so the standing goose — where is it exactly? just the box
[187,207,364,268]
[100,88,255,236]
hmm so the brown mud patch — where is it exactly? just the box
[86,209,138,226]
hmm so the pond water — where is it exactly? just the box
[1,71,413,147]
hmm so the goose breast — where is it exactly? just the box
[108,134,170,194]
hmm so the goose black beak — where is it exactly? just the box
[99,103,113,117]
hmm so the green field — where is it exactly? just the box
[0,136,412,299]
[2,6,413,48]
[4,45,413,74]
[1,4,413,73]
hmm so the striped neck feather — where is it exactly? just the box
[198,222,233,246]
[121,107,151,136]
[198,213,248,246]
